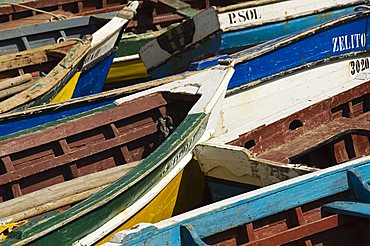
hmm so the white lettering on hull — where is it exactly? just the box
[332,33,366,53]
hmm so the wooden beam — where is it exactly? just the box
[0,161,140,221]
[243,215,357,246]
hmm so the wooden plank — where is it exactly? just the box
[0,123,158,184]
[111,123,133,163]
[0,92,167,156]
[59,139,79,178]
[0,161,140,221]
[0,40,90,113]
[242,215,356,246]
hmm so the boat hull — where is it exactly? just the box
[144,6,365,79]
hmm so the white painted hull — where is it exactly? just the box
[219,54,370,142]
[218,0,364,31]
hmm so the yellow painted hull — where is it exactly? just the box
[50,72,81,103]
[96,170,184,245]
[105,58,150,84]
[96,159,206,245]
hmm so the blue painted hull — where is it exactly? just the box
[220,6,361,54]
[191,11,370,90]
[227,17,369,89]
[0,98,116,139]
[149,6,365,79]
[73,52,116,98]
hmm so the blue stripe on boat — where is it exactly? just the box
[0,99,115,138]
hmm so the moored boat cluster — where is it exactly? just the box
[0,0,369,245]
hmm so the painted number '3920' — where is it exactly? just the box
[350,58,370,75]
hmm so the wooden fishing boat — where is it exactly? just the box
[140,1,369,79]
[170,48,370,201]
[0,72,186,139]
[0,2,138,113]
[0,71,202,234]
[0,0,202,84]
[194,78,370,196]
[1,4,369,136]
[100,56,370,245]
[0,0,260,85]
[74,22,370,245]
[105,154,370,246]
[1,4,369,142]
[1,62,234,245]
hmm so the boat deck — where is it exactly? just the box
[258,114,370,166]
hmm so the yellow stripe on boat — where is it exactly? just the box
[50,72,81,103]
[0,220,27,241]
[105,58,149,84]
[96,170,184,245]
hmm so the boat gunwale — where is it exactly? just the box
[0,69,201,123]
[232,9,370,64]
[227,50,369,96]
[113,155,370,244]
[216,0,367,32]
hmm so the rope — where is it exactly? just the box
[0,2,68,21]
[117,2,137,20]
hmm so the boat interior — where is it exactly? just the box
[229,83,370,169]
[203,189,370,246]
[0,40,79,101]
[0,0,248,33]
[0,91,199,202]
[0,17,108,56]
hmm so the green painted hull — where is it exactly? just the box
[5,112,208,245]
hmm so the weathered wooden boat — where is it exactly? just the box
[165,50,370,202]
[0,0,126,30]
[0,72,187,139]
[0,161,141,236]
[2,5,370,141]
[1,62,234,245]
[0,71,202,235]
[100,55,370,245]
[0,2,138,113]
[0,0,202,84]
[105,154,370,246]
[194,77,370,198]
[141,2,369,79]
